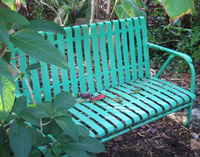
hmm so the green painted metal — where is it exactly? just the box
[9,17,195,145]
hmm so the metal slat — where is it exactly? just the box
[150,77,195,99]
[65,28,78,95]
[139,17,150,77]
[113,20,124,84]
[114,86,164,114]
[106,87,156,117]
[47,33,60,96]
[98,23,110,89]
[106,22,118,87]
[125,81,176,108]
[144,78,189,104]
[69,107,106,137]
[122,83,171,111]
[127,19,137,81]
[74,26,87,93]
[75,103,115,134]
[57,33,70,92]
[91,24,103,91]
[82,26,95,93]
[134,18,143,79]
[121,19,131,82]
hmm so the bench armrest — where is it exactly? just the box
[148,42,195,93]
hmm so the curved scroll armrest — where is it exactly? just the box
[148,43,195,93]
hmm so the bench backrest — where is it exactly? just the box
[9,17,150,103]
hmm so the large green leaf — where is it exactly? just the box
[0,23,9,46]
[0,57,15,121]
[115,5,129,19]
[76,136,105,153]
[20,111,40,127]
[159,0,195,20]
[2,0,15,8]
[51,121,63,138]
[0,7,29,25]
[121,0,146,18]
[10,29,69,69]
[55,117,79,141]
[23,20,66,35]
[11,96,27,114]
[54,92,76,111]
[63,144,89,157]
[9,121,32,157]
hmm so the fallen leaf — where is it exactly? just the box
[112,98,122,103]
[89,94,105,102]
[190,139,200,150]
[130,88,141,94]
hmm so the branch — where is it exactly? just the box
[9,62,36,104]
[11,54,27,60]
[0,46,7,57]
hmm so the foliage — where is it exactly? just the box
[0,92,105,157]
[0,6,105,157]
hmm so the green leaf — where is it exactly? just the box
[0,57,15,121]
[9,121,32,157]
[181,34,188,46]
[54,92,76,111]
[0,7,29,25]
[2,0,15,8]
[11,96,27,114]
[0,23,9,46]
[135,0,149,11]
[20,111,40,127]
[121,0,146,18]
[10,29,69,69]
[0,127,6,146]
[29,128,43,146]
[57,134,73,143]
[51,121,63,138]
[160,0,196,20]
[52,145,62,156]
[54,110,72,118]
[25,63,41,72]
[0,143,12,157]
[78,125,90,137]
[29,147,42,157]
[25,104,51,119]
[115,5,129,19]
[76,136,105,153]
[63,144,89,157]
[55,117,79,141]
[2,51,11,64]
[23,20,66,35]
[191,31,200,45]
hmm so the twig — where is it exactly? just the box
[41,121,52,126]
[9,62,36,104]
[11,54,27,60]
[158,40,180,45]
[0,46,7,57]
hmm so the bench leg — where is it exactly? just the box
[183,102,193,126]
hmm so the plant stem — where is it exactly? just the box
[0,46,7,57]
[11,54,27,60]
[9,62,36,104]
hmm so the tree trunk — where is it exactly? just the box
[106,0,112,18]
[90,0,96,23]
[95,0,99,19]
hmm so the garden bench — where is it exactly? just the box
[9,17,196,143]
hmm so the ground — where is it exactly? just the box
[97,69,200,157]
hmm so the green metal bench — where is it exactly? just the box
[9,17,196,143]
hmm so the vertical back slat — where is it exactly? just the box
[18,50,30,98]
[134,18,143,79]
[74,26,87,93]
[127,18,137,81]
[98,23,110,89]
[91,24,103,91]
[65,28,78,95]
[82,26,95,93]
[121,20,131,83]
[140,17,150,77]
[113,20,124,84]
[29,58,42,103]
[47,32,60,96]
[106,22,117,87]
[57,33,70,92]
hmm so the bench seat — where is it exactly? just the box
[70,77,195,142]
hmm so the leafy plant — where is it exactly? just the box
[0,6,105,157]
[0,92,105,157]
